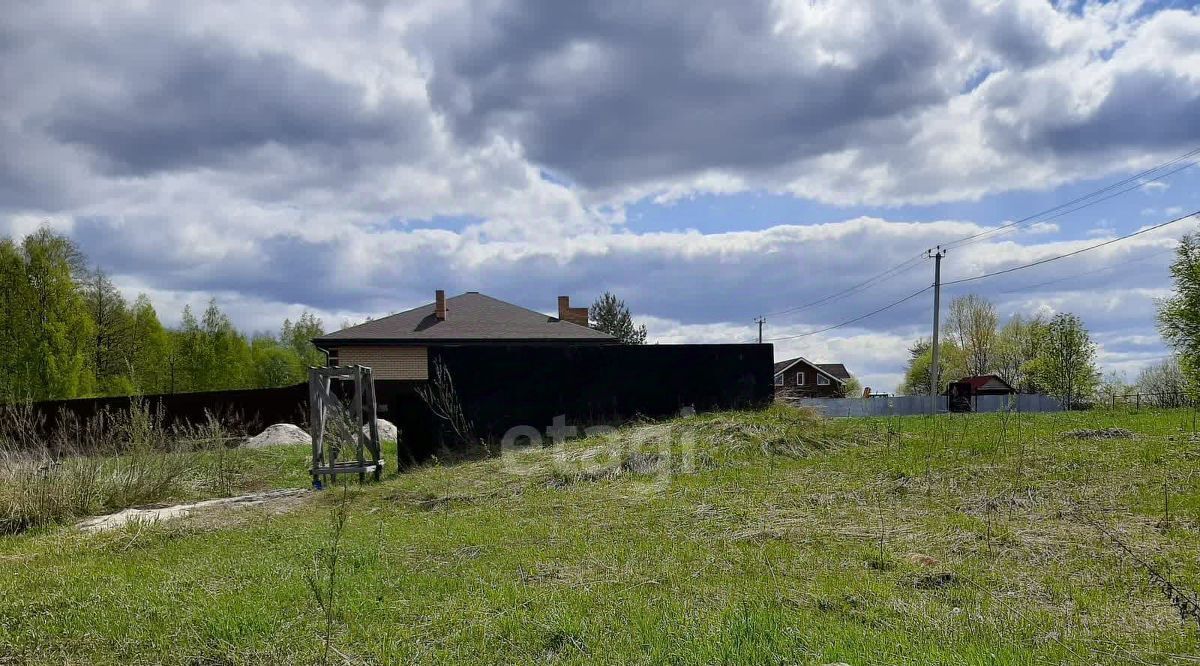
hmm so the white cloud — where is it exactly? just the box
[1,0,1196,393]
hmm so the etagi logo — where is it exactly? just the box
[498,408,699,492]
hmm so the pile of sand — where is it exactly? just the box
[365,418,399,442]
[245,423,310,448]
[244,420,396,449]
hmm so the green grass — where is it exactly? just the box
[2,406,1199,664]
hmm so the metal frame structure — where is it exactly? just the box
[309,365,383,487]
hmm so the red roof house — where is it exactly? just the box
[944,374,1016,396]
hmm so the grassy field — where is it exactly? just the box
[1,406,1199,664]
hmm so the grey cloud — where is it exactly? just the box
[1038,69,1200,156]
[418,1,1200,204]
[44,41,430,176]
[421,0,959,190]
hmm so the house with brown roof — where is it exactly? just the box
[310,290,774,461]
[772,357,852,398]
[313,290,618,380]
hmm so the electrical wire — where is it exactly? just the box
[943,146,1200,251]
[997,244,1178,294]
[943,209,1200,287]
[761,209,1196,343]
[765,285,932,341]
[763,252,926,318]
[754,146,1200,324]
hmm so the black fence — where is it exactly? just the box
[13,343,773,459]
[21,383,309,443]
[431,343,773,442]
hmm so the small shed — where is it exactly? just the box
[946,374,1017,397]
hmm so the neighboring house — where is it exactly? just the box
[772,357,850,398]
[943,374,1017,397]
[313,291,618,379]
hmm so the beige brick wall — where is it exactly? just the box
[333,346,428,380]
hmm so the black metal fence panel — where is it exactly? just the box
[15,343,773,457]
[431,343,774,440]
[25,383,310,440]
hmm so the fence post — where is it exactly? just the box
[1136,394,1141,411]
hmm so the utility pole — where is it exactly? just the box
[754,316,765,343]
[927,246,946,414]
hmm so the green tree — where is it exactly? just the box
[838,375,863,398]
[82,268,134,394]
[589,292,647,344]
[281,311,325,370]
[199,299,253,390]
[171,305,206,392]
[16,229,94,399]
[0,227,326,398]
[899,338,966,396]
[128,295,172,394]
[169,300,255,391]
[0,239,34,399]
[1031,313,1097,408]
[945,294,998,377]
[1158,233,1200,395]
[250,335,301,388]
[993,314,1046,393]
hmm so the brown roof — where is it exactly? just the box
[772,357,848,384]
[816,363,851,380]
[315,292,618,346]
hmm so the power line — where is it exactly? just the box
[943,146,1200,251]
[943,209,1200,287]
[946,159,1198,250]
[762,251,926,318]
[755,146,1200,323]
[763,209,1195,345]
[997,244,1178,294]
[765,285,932,341]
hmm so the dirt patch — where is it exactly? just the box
[905,552,940,568]
[76,489,310,532]
[1063,427,1135,440]
[909,571,959,590]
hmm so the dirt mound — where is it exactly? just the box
[245,423,310,448]
[1064,427,1134,440]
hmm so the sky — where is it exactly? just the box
[3,0,1200,392]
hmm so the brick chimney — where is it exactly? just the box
[434,289,447,320]
[557,295,589,327]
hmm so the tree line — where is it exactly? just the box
[0,228,326,401]
[899,294,1099,407]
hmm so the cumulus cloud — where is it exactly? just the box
[418,0,1200,204]
[1,0,1197,391]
